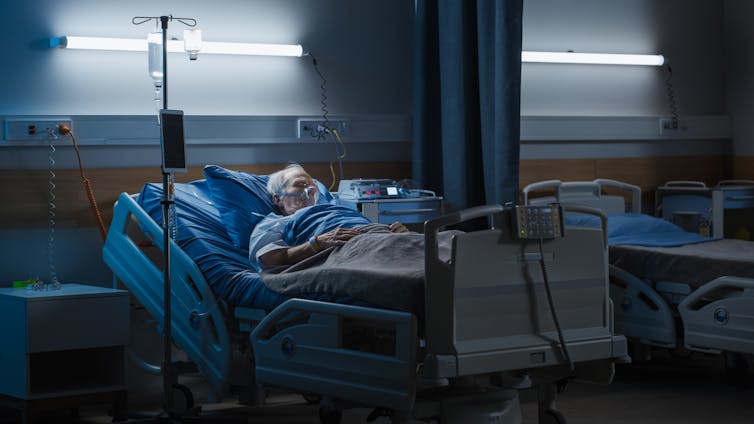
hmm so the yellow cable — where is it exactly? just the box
[328,129,347,191]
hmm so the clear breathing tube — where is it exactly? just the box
[153,83,163,124]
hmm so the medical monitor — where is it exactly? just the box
[160,109,187,173]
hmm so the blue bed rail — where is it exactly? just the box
[251,298,417,411]
[102,192,232,397]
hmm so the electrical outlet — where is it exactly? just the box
[659,118,683,135]
[297,118,350,139]
[4,118,73,141]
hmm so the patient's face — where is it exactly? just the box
[276,169,317,215]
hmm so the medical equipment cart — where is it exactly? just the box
[336,179,444,230]
[0,283,129,423]
[359,196,444,229]
[656,180,754,239]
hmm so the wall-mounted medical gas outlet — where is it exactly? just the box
[297,118,350,139]
[4,118,73,141]
[659,118,685,135]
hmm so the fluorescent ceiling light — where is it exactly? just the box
[50,36,304,57]
[522,51,664,66]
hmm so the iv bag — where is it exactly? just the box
[147,32,163,84]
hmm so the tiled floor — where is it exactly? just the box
[3,352,753,423]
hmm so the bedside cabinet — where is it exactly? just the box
[0,283,129,422]
[656,180,754,239]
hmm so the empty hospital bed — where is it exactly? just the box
[102,165,628,424]
[523,178,754,367]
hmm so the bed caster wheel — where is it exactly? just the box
[168,383,196,417]
[319,406,343,424]
[540,409,567,424]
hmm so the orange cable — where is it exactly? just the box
[59,124,108,241]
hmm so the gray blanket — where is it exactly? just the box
[261,225,460,313]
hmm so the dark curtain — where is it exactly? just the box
[413,0,523,212]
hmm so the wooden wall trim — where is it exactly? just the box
[2,156,733,229]
[0,162,412,229]
[733,157,754,180]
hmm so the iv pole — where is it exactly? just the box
[132,14,196,418]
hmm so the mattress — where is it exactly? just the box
[610,239,754,289]
[563,212,754,288]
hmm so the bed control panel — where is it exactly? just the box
[514,204,564,239]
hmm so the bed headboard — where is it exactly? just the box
[522,178,641,214]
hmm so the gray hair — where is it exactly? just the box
[267,163,306,195]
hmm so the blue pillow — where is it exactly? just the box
[203,165,334,251]
[138,179,229,244]
[605,213,714,247]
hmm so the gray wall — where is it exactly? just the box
[0,0,413,116]
[520,0,731,161]
[522,0,725,117]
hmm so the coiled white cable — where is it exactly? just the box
[46,129,60,290]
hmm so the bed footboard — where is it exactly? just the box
[679,276,754,354]
[250,298,417,411]
[102,192,232,397]
[423,205,627,378]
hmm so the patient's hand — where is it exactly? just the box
[389,221,409,233]
[317,228,361,249]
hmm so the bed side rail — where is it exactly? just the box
[102,192,232,396]
[250,298,417,411]
[608,265,676,348]
[678,276,754,355]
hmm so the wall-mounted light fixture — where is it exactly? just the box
[49,35,305,57]
[522,51,664,66]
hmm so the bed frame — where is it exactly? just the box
[523,178,754,360]
[103,190,628,423]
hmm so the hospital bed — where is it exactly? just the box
[102,165,628,424]
[523,178,754,366]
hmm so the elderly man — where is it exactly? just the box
[248,163,407,270]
